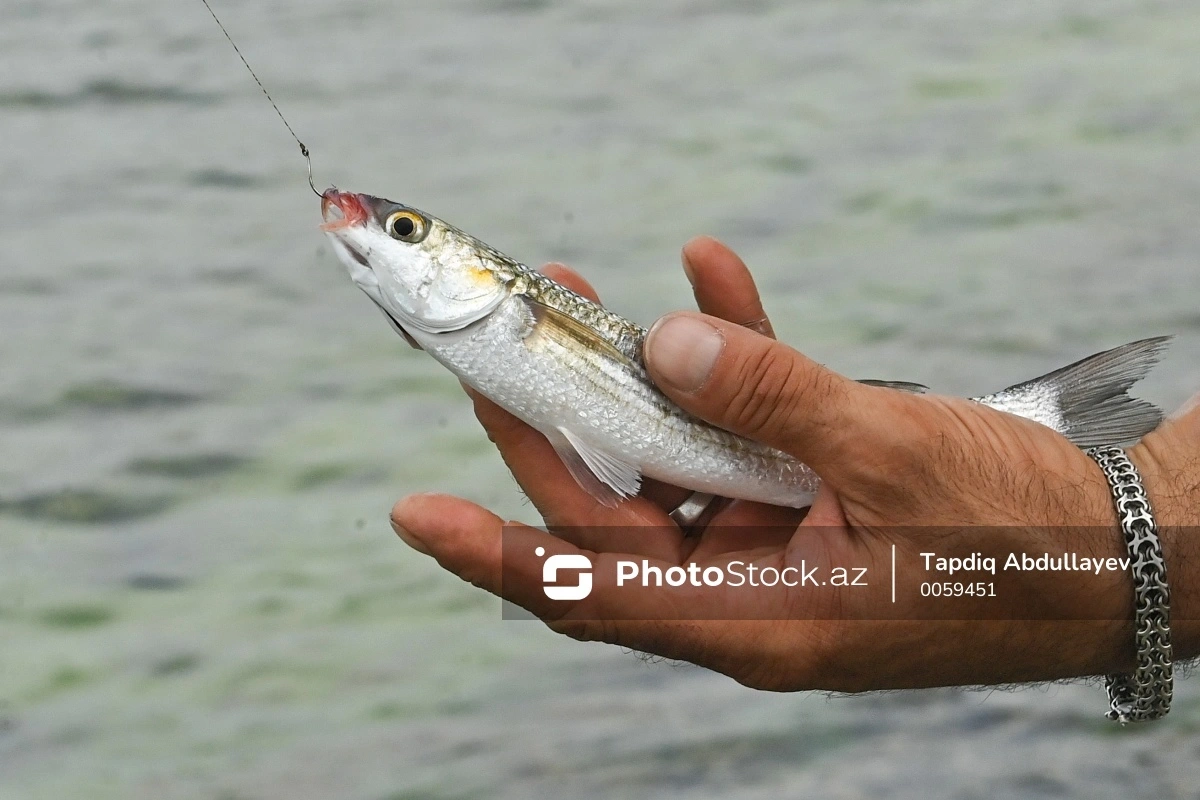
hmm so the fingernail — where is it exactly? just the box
[680,249,697,286]
[391,519,432,556]
[742,317,774,337]
[646,315,725,392]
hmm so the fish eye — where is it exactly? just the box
[385,210,427,243]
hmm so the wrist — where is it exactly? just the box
[1126,435,1200,661]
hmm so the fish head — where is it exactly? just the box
[320,189,508,334]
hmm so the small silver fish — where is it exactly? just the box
[320,189,1167,509]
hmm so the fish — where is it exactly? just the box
[320,188,1168,509]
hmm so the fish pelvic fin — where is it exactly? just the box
[548,426,642,508]
[973,336,1171,448]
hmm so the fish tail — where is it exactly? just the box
[976,337,1170,447]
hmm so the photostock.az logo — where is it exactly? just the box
[536,546,593,601]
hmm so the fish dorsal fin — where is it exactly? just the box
[858,379,928,394]
[521,297,633,366]
[548,426,641,507]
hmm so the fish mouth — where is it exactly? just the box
[320,189,372,267]
[320,189,370,232]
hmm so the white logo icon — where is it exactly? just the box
[536,546,593,600]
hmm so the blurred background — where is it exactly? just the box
[4,0,1200,797]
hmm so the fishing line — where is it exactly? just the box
[195,0,322,197]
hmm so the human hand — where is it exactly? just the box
[391,238,1198,692]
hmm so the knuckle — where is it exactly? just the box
[724,345,806,441]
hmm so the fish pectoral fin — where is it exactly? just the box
[858,379,929,394]
[548,427,641,508]
[521,298,632,366]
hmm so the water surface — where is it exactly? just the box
[4,1,1200,797]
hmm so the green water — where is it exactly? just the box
[4,1,1200,797]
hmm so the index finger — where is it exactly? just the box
[682,236,775,337]
[390,493,818,666]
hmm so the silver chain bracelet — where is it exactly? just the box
[1087,445,1173,723]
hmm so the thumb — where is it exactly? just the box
[643,312,903,482]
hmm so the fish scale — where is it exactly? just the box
[431,293,823,506]
[319,188,1168,510]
